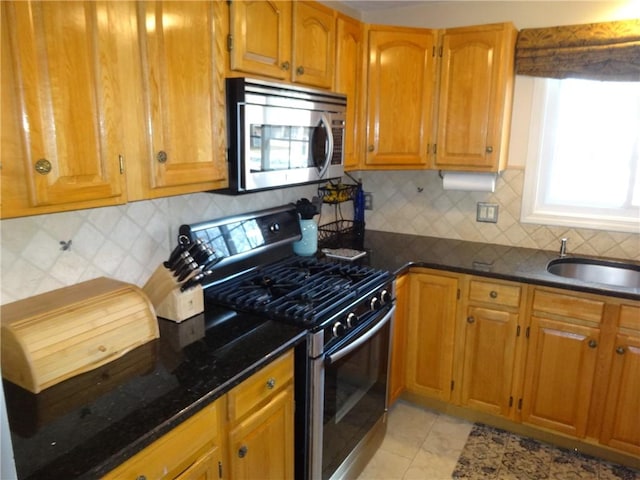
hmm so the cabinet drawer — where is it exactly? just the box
[228,350,294,422]
[619,304,640,331]
[103,398,222,479]
[468,280,521,308]
[533,289,604,324]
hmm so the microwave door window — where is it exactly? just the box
[251,124,314,172]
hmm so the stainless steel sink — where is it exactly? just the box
[547,257,640,289]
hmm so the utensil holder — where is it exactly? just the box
[142,265,204,323]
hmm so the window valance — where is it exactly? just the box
[515,19,640,81]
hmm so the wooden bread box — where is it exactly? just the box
[1,277,159,393]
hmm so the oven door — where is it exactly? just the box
[310,304,395,480]
[241,103,338,191]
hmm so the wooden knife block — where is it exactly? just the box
[143,265,204,323]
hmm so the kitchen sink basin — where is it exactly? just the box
[546,257,640,289]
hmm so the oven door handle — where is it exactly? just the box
[326,305,395,365]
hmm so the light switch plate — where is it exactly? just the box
[477,202,499,223]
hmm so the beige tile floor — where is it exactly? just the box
[356,400,474,480]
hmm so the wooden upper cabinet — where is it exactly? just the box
[433,22,517,172]
[1,1,126,218]
[365,27,438,169]
[335,14,365,171]
[135,1,227,195]
[228,0,292,80]
[291,1,335,89]
[228,0,335,89]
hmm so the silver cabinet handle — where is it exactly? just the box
[489,290,498,299]
[281,61,290,71]
[296,66,304,75]
[467,316,475,324]
[616,346,626,355]
[588,339,597,348]
[266,377,276,389]
[486,146,493,153]
[238,445,248,458]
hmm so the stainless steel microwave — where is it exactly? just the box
[220,77,347,194]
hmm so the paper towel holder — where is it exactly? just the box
[439,170,500,192]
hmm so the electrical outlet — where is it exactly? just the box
[476,202,499,223]
[364,192,373,210]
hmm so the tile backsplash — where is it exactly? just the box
[0,186,316,305]
[2,169,639,304]
[357,168,640,262]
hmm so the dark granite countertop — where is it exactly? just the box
[363,231,640,300]
[4,310,306,479]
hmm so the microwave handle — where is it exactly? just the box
[317,113,334,178]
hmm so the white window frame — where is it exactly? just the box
[521,77,640,234]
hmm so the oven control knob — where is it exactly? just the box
[370,296,379,311]
[380,289,392,305]
[332,321,346,338]
[346,312,358,328]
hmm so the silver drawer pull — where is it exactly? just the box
[489,290,498,299]
[266,377,276,389]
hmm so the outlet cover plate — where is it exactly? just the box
[477,202,499,223]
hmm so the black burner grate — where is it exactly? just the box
[204,257,391,326]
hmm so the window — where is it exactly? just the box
[522,77,640,234]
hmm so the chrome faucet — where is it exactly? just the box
[559,238,568,257]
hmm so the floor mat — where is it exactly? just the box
[452,423,639,480]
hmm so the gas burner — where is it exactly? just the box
[204,256,390,328]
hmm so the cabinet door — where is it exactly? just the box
[366,28,438,168]
[137,1,227,193]
[434,23,516,171]
[1,1,125,216]
[600,332,640,456]
[175,447,222,480]
[228,0,291,80]
[103,399,223,480]
[335,14,365,171]
[388,274,408,406]
[405,272,458,401]
[292,1,335,88]
[460,306,518,416]
[228,386,294,480]
[521,316,600,438]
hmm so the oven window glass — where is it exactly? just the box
[322,320,390,479]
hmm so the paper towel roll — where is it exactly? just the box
[441,172,497,192]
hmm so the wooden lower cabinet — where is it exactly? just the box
[459,306,519,417]
[405,270,458,401]
[176,448,224,480]
[388,274,408,406]
[520,289,604,438]
[599,305,640,456]
[228,386,294,479]
[226,350,294,480]
[104,349,294,480]
[457,278,523,418]
[521,315,601,438]
[401,272,640,464]
[103,398,225,480]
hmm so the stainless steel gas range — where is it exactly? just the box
[177,205,396,480]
